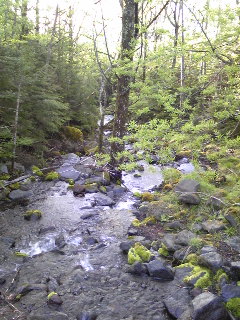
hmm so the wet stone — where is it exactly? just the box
[230,261,240,280]
[179,193,201,205]
[76,312,98,320]
[128,228,138,236]
[199,251,224,271]
[48,293,63,305]
[55,234,66,249]
[192,292,231,320]
[175,230,195,246]
[57,165,80,181]
[221,284,240,301]
[226,236,240,253]
[92,193,115,206]
[120,241,134,254]
[29,311,68,320]
[127,261,148,276]
[175,179,200,193]
[163,288,192,319]
[147,259,174,281]
[9,189,32,200]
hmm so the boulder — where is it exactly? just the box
[146,259,174,280]
[61,153,80,165]
[140,201,173,221]
[48,293,63,305]
[165,221,184,230]
[73,184,85,195]
[163,288,192,318]
[9,189,32,201]
[55,234,66,249]
[84,183,99,193]
[175,179,200,193]
[207,196,225,210]
[192,292,231,320]
[0,163,8,174]
[230,261,240,280]
[226,237,240,253]
[202,220,226,233]
[120,241,134,254]
[128,228,138,236]
[179,193,201,205]
[199,251,224,271]
[57,165,80,181]
[221,284,240,301]
[162,234,178,252]
[127,261,148,276]
[175,230,195,246]
[93,193,115,206]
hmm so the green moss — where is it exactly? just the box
[158,243,169,257]
[9,182,20,190]
[237,281,240,286]
[185,253,199,265]
[133,192,142,198]
[189,237,204,249]
[15,252,29,257]
[0,174,10,180]
[141,192,154,202]
[132,216,156,227]
[45,171,59,181]
[184,265,212,289]
[67,179,75,186]
[128,243,152,265]
[32,165,43,177]
[15,294,22,301]
[99,186,107,193]
[214,269,228,283]
[162,168,182,185]
[23,209,43,220]
[47,291,57,299]
[226,298,240,318]
[30,176,36,182]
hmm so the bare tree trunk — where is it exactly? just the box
[180,0,185,108]
[111,0,136,159]
[200,0,210,75]
[98,76,107,152]
[35,0,40,34]
[46,5,59,67]
[12,82,21,171]
[20,0,28,39]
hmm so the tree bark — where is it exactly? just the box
[180,0,185,108]
[46,5,59,67]
[111,0,136,160]
[35,0,40,34]
[12,82,21,171]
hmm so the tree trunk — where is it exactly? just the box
[46,5,59,67]
[12,82,21,171]
[35,0,40,34]
[180,0,185,108]
[111,0,136,160]
[20,0,28,39]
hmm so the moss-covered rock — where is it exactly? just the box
[23,209,43,221]
[128,243,152,265]
[63,126,83,142]
[9,182,20,190]
[158,243,169,257]
[141,192,155,202]
[132,216,157,227]
[32,165,43,177]
[226,298,240,318]
[45,171,59,181]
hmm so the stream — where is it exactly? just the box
[0,139,195,320]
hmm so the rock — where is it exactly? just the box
[23,210,42,221]
[192,223,204,232]
[175,230,195,246]
[57,165,80,181]
[84,183,99,193]
[39,226,56,234]
[225,215,238,228]
[0,163,8,174]
[55,234,66,249]
[92,193,115,206]
[162,234,178,252]
[0,189,9,201]
[140,201,173,221]
[207,196,225,210]
[221,284,240,301]
[226,237,240,253]
[13,162,25,173]
[128,228,138,236]
[202,220,226,233]
[48,293,63,305]
[178,308,193,320]
[127,261,148,276]
[163,288,192,318]
[192,292,231,320]
[146,259,174,280]
[16,284,33,295]
[174,266,194,284]
[178,163,195,174]
[199,251,224,271]
[85,176,106,186]
[112,185,126,197]
[29,311,69,320]
[200,246,216,254]
[175,179,200,193]
[76,312,98,320]
[61,153,80,165]
[81,212,98,220]
[179,193,201,205]
[173,247,190,262]
[9,189,32,200]
[86,237,98,245]
[165,221,184,230]
[73,184,85,195]
[120,241,134,254]
[230,261,240,280]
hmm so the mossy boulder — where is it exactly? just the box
[139,200,173,221]
[226,298,240,318]
[128,243,152,265]
[23,209,43,221]
[63,126,83,142]
[45,171,59,181]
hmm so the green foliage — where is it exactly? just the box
[162,168,182,185]
[158,243,169,257]
[128,242,152,265]
[63,126,83,142]
[32,166,43,177]
[132,216,156,227]
[23,209,43,220]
